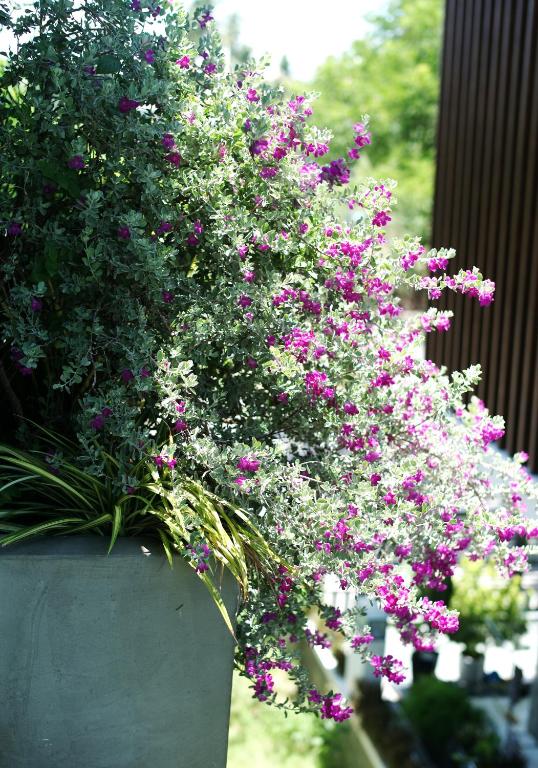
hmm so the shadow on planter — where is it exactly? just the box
[0,536,238,768]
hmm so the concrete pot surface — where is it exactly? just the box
[0,536,238,768]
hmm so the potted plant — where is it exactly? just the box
[402,677,526,768]
[1,1,536,766]
[451,559,527,692]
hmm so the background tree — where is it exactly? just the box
[307,0,444,241]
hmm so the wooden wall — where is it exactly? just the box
[427,0,538,471]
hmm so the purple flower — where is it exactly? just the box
[174,419,188,433]
[162,133,175,150]
[353,122,372,147]
[193,220,204,235]
[139,366,151,378]
[198,10,214,28]
[90,414,105,431]
[204,63,217,75]
[7,221,22,236]
[372,210,392,227]
[186,233,199,247]
[121,368,134,382]
[31,297,43,312]
[156,220,173,235]
[162,290,173,303]
[118,96,140,113]
[246,357,258,369]
[83,64,97,75]
[236,455,261,473]
[176,55,190,69]
[237,294,253,308]
[130,0,141,9]
[117,226,131,240]
[351,633,374,648]
[478,280,495,306]
[383,490,397,505]
[67,154,85,170]
[260,166,278,179]
[320,158,350,186]
[242,270,255,283]
[144,49,155,64]
[371,655,405,684]
[246,88,259,102]
[165,151,182,167]
[250,138,269,156]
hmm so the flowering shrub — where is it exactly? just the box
[1,1,536,720]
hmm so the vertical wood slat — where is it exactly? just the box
[427,0,538,473]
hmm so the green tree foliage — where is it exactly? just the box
[402,677,502,767]
[450,559,528,657]
[309,0,444,240]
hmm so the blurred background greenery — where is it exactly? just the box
[227,673,351,768]
[208,0,444,242]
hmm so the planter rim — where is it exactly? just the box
[0,534,163,558]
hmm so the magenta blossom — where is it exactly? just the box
[89,414,105,431]
[237,294,253,308]
[372,210,392,227]
[165,151,182,167]
[198,10,214,28]
[176,55,190,69]
[67,155,85,170]
[320,158,350,186]
[7,221,22,236]
[117,226,131,240]
[236,455,261,473]
[162,133,175,149]
[143,49,155,63]
[118,96,139,113]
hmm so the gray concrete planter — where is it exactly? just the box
[0,536,239,768]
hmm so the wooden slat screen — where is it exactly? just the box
[427,0,538,472]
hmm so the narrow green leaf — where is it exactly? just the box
[107,505,122,553]
[158,529,174,567]
[0,516,84,546]
[0,475,36,495]
[197,570,236,639]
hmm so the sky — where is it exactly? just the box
[212,0,386,81]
